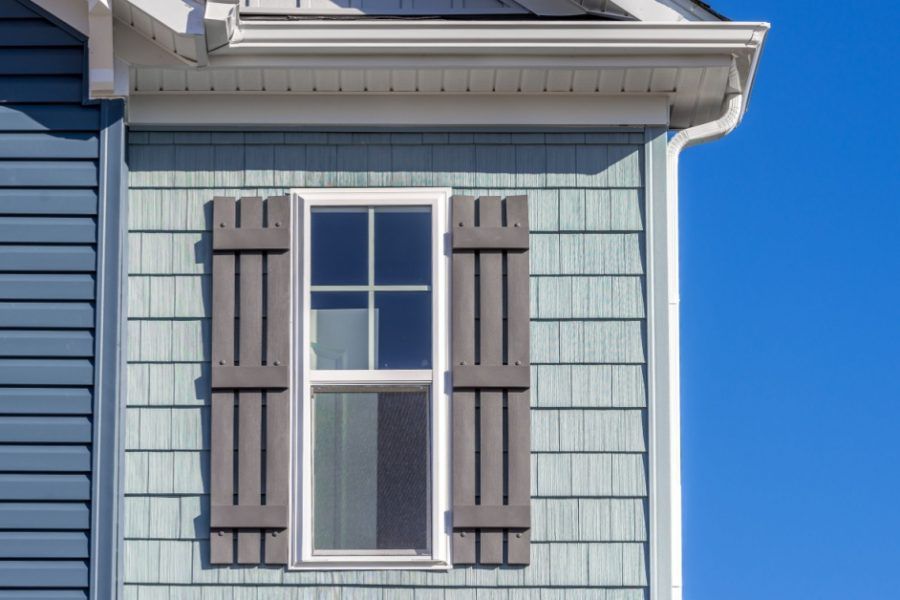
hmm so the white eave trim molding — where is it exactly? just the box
[221,20,766,55]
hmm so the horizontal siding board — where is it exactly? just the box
[0,133,98,159]
[0,445,91,472]
[0,303,94,328]
[0,592,86,599]
[0,217,96,243]
[0,189,97,215]
[0,20,83,46]
[0,161,97,187]
[0,532,88,558]
[0,417,91,443]
[0,105,99,132]
[0,388,92,415]
[0,274,95,300]
[0,503,89,530]
[0,474,90,500]
[0,359,94,385]
[0,246,96,271]
[2,592,86,600]
[0,330,95,357]
[0,561,88,588]
[0,76,83,103]
[0,48,84,75]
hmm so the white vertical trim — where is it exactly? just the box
[645,126,673,600]
[290,187,452,570]
[367,207,376,369]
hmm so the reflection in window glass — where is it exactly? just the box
[313,389,431,552]
[375,292,431,369]
[311,208,368,286]
[310,292,368,370]
[375,207,431,285]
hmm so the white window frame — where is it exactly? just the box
[290,188,452,570]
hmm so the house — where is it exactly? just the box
[0,0,768,598]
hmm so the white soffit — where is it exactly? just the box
[111,0,205,64]
[126,20,767,129]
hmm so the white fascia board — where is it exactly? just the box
[88,0,117,98]
[221,20,767,56]
[126,93,669,127]
[125,0,205,35]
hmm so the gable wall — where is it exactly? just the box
[124,130,651,599]
[0,1,103,598]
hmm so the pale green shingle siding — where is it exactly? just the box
[125,131,650,599]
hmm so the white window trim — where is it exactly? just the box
[289,188,452,570]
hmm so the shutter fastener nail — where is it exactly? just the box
[274,222,281,228]
[219,222,226,228]
[516,533,522,539]
[217,531,223,537]
[272,531,277,537]
[460,532,466,538]
[273,361,281,366]
[219,360,226,365]
[515,361,521,366]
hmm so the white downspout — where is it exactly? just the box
[665,61,744,600]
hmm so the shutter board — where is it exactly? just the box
[450,196,477,565]
[451,195,531,566]
[209,196,290,566]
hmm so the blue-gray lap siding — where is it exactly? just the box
[125,131,651,599]
[0,1,98,597]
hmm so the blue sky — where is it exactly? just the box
[679,1,900,598]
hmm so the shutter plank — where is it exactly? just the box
[477,196,504,565]
[210,197,236,564]
[264,196,290,564]
[451,196,476,564]
[506,196,532,564]
[237,197,263,564]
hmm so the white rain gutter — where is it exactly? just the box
[663,26,766,598]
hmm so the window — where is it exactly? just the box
[292,189,451,568]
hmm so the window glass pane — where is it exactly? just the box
[313,389,431,552]
[374,207,431,285]
[375,291,431,370]
[311,208,368,285]
[311,292,368,370]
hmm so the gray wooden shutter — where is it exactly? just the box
[451,195,531,566]
[209,196,290,565]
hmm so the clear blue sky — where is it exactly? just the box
[679,1,900,598]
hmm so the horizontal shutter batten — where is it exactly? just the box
[451,505,530,529]
[451,227,528,251]
[211,365,288,390]
[452,365,530,389]
[213,227,290,251]
[211,505,288,529]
